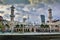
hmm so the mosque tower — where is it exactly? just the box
[48,8,52,23]
[10,5,15,21]
[10,5,15,32]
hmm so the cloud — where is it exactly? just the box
[0,11,4,14]
[3,14,10,21]
[22,7,30,12]
[4,0,30,4]
[0,0,60,24]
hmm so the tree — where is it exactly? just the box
[0,22,4,29]
[40,24,49,28]
[5,24,10,28]
[15,24,19,28]
[20,24,23,27]
[0,22,5,32]
[40,24,45,28]
[0,24,2,29]
[45,24,49,28]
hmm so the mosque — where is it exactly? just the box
[0,5,40,32]
[0,5,60,33]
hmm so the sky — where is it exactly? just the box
[0,0,60,24]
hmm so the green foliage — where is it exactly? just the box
[0,24,4,29]
[20,24,23,27]
[45,24,49,28]
[40,24,49,28]
[5,24,10,28]
[0,22,4,29]
[15,24,25,28]
[0,24,2,28]
[15,24,19,28]
[40,24,45,28]
[0,21,5,32]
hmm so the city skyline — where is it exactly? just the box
[0,0,60,24]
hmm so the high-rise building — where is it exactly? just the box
[40,15,45,24]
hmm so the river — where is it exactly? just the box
[0,35,60,40]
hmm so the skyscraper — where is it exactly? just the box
[40,15,45,24]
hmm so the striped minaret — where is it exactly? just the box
[48,8,52,32]
[10,5,15,21]
[48,8,52,23]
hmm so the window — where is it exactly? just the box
[55,25,59,27]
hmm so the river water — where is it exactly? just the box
[0,35,60,40]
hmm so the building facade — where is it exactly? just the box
[40,15,45,24]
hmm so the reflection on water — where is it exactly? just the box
[49,39,60,40]
[0,36,60,40]
[35,39,60,40]
[36,39,60,40]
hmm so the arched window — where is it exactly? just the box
[55,25,59,27]
[15,24,19,28]
[27,29,30,32]
[32,28,34,32]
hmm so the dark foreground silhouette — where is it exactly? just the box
[0,35,60,40]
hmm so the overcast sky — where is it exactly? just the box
[0,0,60,24]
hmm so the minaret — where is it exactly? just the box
[10,5,15,33]
[48,8,52,32]
[10,5,15,21]
[48,8,52,23]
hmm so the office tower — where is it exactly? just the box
[40,15,45,24]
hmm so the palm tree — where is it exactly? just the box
[45,24,49,28]
[5,24,10,28]
[40,24,49,28]
[40,24,45,28]
[20,24,24,27]
[15,24,20,28]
